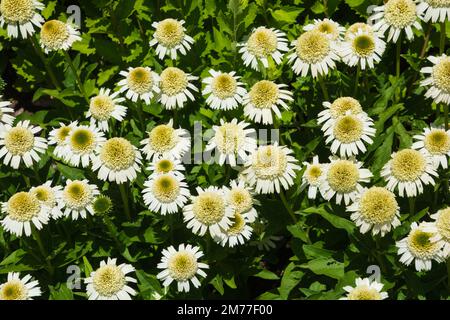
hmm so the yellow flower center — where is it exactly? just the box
[333,115,364,143]
[329,97,363,118]
[249,80,279,109]
[408,229,441,258]
[192,191,226,225]
[295,30,331,64]
[352,34,375,57]
[63,181,92,209]
[154,18,185,48]
[425,0,450,7]
[90,95,115,121]
[168,251,198,281]
[226,212,246,235]
[433,57,450,93]
[40,20,69,50]
[384,0,417,28]
[152,174,180,203]
[4,127,34,155]
[70,128,95,154]
[228,188,253,213]
[345,23,373,41]
[0,280,28,300]
[359,187,398,224]
[31,185,55,208]
[253,146,287,180]
[436,208,450,242]
[55,126,71,144]
[155,159,175,173]
[0,0,34,24]
[127,67,154,95]
[100,138,136,171]
[247,27,278,58]
[306,164,322,185]
[327,160,360,193]
[347,286,382,300]
[148,124,178,153]
[390,149,426,182]
[7,192,40,222]
[93,265,125,297]
[215,123,243,155]
[211,73,237,100]
[315,21,340,40]
[160,67,188,96]
[424,129,450,154]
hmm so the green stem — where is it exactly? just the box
[29,36,61,90]
[396,36,401,79]
[118,183,132,220]
[440,21,446,55]
[353,64,361,96]
[374,237,388,274]
[32,228,54,276]
[408,197,415,214]
[444,103,449,131]
[64,51,89,103]
[317,75,329,101]
[103,216,123,252]
[137,100,146,132]
[280,191,297,223]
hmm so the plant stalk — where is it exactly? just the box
[29,36,61,90]
[280,190,297,223]
[64,51,89,103]
[118,183,132,220]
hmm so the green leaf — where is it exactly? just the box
[253,269,280,280]
[300,258,344,280]
[83,256,93,277]
[210,275,225,295]
[270,7,303,23]
[304,206,355,234]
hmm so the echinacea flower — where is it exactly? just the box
[30,181,64,219]
[117,66,160,104]
[85,258,137,300]
[424,207,450,258]
[242,144,300,194]
[303,18,346,41]
[340,277,388,300]
[397,222,444,271]
[300,155,325,199]
[158,67,198,110]
[347,187,400,236]
[412,126,450,169]
[344,22,375,41]
[0,0,44,38]
[243,80,293,125]
[318,97,365,128]
[202,70,247,110]
[39,19,81,53]
[92,137,142,184]
[64,124,105,168]
[157,244,209,293]
[420,54,450,105]
[417,0,450,22]
[0,97,15,126]
[215,212,253,247]
[381,149,437,197]
[62,179,99,220]
[48,121,78,159]
[149,18,194,60]
[0,120,47,169]
[224,179,258,222]
[87,88,127,132]
[148,155,185,179]
[1,191,49,236]
[0,272,41,300]
[287,30,340,78]
[239,26,289,71]
[205,118,257,166]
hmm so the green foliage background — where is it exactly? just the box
[0,0,449,299]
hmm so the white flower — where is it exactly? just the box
[320,157,373,205]
[287,30,340,78]
[417,0,450,22]
[205,119,257,166]
[62,179,99,220]
[412,126,450,169]
[140,119,190,161]
[318,97,366,128]
[420,54,450,105]
[0,97,15,126]
[300,155,325,199]
[369,0,422,43]
[303,18,346,41]
[158,67,198,109]
[202,70,247,110]
[0,0,44,39]
[243,144,300,194]
[239,26,289,71]
[423,207,450,258]
[64,124,106,168]
[215,212,253,247]
[92,137,142,184]
[224,179,258,222]
[183,186,233,238]
[0,272,41,300]
[87,88,127,132]
[142,173,190,215]
[147,155,186,179]
[341,277,388,300]
[117,66,160,104]
[30,181,64,219]
[243,80,293,125]
[157,244,208,293]
[0,120,47,169]
[1,191,49,237]
[339,29,386,70]
[381,149,437,197]
[347,187,401,236]
[39,19,81,53]
[48,121,78,159]
[149,18,194,60]
[345,22,376,41]
[397,222,444,271]
[322,113,376,157]
[85,258,137,300]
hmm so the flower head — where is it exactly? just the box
[202,70,247,110]
[48,121,78,159]
[64,124,106,168]
[30,181,64,219]
[303,18,346,41]
[300,155,325,199]
[87,88,127,132]
[424,207,450,258]
[341,278,388,300]
[39,19,81,53]
[417,0,450,22]
[412,126,450,169]
[0,272,41,300]
[158,67,198,109]
[420,54,450,105]
[62,179,99,220]
[0,97,15,126]
[0,0,44,38]
[118,66,160,104]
